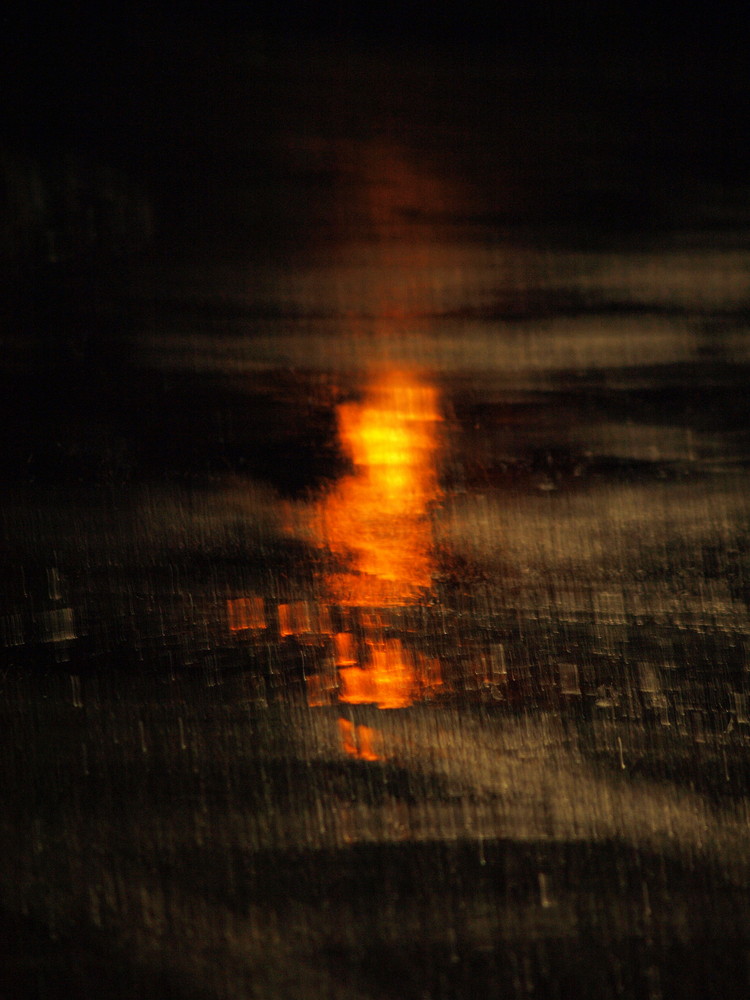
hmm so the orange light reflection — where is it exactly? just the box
[293,141,453,750]
[300,369,444,729]
[227,596,266,632]
[315,370,442,609]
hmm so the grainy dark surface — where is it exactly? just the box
[2,13,750,999]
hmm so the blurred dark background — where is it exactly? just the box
[2,1,749,486]
[3,2,749,261]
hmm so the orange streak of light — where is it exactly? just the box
[315,370,442,608]
[227,596,266,631]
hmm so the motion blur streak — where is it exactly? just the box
[315,370,442,607]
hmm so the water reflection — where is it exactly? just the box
[301,368,444,756]
[227,596,266,632]
[315,370,442,607]
[278,140,456,751]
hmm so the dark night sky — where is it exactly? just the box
[1,2,747,296]
[4,2,748,186]
[4,2,748,136]
[2,8,746,254]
